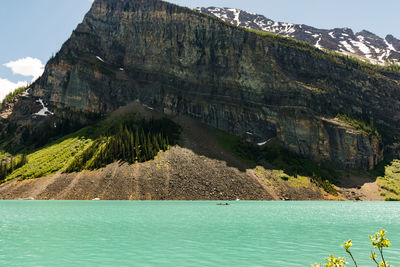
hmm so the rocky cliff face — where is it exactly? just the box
[195,7,400,65]
[12,0,400,169]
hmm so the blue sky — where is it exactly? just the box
[1,0,399,100]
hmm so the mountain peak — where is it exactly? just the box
[196,7,400,65]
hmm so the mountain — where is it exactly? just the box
[195,7,400,65]
[1,0,400,200]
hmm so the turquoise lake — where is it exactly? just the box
[0,201,399,266]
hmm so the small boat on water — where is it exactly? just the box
[216,203,230,206]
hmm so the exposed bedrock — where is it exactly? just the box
[20,0,399,169]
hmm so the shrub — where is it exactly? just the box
[312,229,393,267]
[0,85,29,109]
[335,114,380,137]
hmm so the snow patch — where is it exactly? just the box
[34,99,54,116]
[246,132,254,135]
[329,32,335,38]
[385,40,397,52]
[120,68,124,71]
[378,53,387,63]
[257,138,273,146]
[143,104,154,110]
[350,40,371,55]
[372,47,381,53]
[315,37,323,49]
[280,23,295,34]
[285,27,296,34]
[96,56,105,63]
[227,8,241,26]
[339,41,355,53]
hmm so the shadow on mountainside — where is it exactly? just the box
[0,101,393,201]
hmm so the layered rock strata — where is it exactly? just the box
[10,0,400,169]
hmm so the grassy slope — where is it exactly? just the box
[214,129,338,196]
[4,111,126,182]
[377,159,400,201]
[5,137,92,181]
[0,108,177,182]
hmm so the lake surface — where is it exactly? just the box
[0,201,399,266]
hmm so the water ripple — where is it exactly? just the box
[0,201,399,266]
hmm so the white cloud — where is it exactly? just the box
[89,0,94,3]
[0,78,28,102]
[3,57,44,82]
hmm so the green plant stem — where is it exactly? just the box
[347,251,358,267]
[379,248,387,267]
[371,250,380,266]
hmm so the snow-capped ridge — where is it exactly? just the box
[195,7,400,65]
